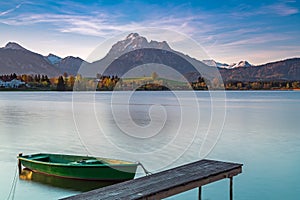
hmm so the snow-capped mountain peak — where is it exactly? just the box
[149,40,171,50]
[106,33,172,58]
[238,60,251,67]
[202,59,252,69]
[229,60,252,68]
[202,59,229,68]
[126,33,140,40]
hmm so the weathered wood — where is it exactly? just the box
[230,177,233,200]
[62,159,242,200]
[18,153,23,175]
[198,186,202,200]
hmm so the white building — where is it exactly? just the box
[0,80,5,87]
[0,79,26,88]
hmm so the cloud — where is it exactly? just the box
[0,12,213,38]
[231,1,299,18]
[264,2,299,16]
[0,3,23,16]
[0,13,109,36]
[0,1,298,64]
[218,33,291,47]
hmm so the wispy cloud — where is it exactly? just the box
[1,13,110,36]
[265,2,299,16]
[0,3,23,16]
[231,1,299,18]
[0,1,299,64]
[218,33,291,47]
[0,12,212,38]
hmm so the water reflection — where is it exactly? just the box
[19,168,121,192]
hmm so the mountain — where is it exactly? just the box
[202,60,230,68]
[55,56,85,76]
[202,59,252,69]
[1,36,299,82]
[107,33,171,59]
[84,33,174,76]
[0,42,61,77]
[219,58,300,82]
[229,60,252,69]
[80,33,300,82]
[4,42,27,51]
[45,53,86,75]
[46,53,62,65]
[82,33,212,81]
[0,42,86,77]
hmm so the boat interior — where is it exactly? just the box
[22,154,135,165]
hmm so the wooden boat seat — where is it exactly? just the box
[32,155,50,162]
[70,159,104,165]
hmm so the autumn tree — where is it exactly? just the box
[56,76,65,91]
[151,72,158,80]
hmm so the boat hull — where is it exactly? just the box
[18,154,138,181]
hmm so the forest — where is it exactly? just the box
[1,73,300,91]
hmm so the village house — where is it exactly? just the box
[0,78,26,88]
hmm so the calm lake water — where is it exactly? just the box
[0,91,299,199]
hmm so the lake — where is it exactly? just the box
[0,91,299,199]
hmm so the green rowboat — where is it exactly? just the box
[18,153,138,181]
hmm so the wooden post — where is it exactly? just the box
[230,177,233,200]
[198,186,202,200]
[18,153,23,174]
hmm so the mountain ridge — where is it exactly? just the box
[0,35,299,81]
[4,42,27,51]
[0,42,86,76]
[202,59,252,69]
[104,33,172,60]
[0,43,61,77]
[219,57,300,82]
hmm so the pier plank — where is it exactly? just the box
[62,159,242,200]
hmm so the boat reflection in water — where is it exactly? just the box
[19,168,121,192]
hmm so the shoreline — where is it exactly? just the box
[1,88,300,92]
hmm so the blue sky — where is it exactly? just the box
[0,0,299,64]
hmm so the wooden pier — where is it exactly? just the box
[62,159,243,200]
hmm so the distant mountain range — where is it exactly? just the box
[46,54,86,76]
[0,34,299,82]
[0,42,84,77]
[202,60,252,69]
[0,42,61,77]
[219,58,300,82]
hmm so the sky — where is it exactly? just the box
[0,0,299,65]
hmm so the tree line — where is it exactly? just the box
[1,73,300,91]
[191,76,300,90]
